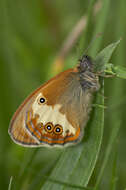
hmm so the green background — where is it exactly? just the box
[0,0,126,189]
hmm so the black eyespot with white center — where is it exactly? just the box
[40,97,45,103]
[44,122,54,133]
[38,96,46,105]
[47,125,51,130]
[54,124,63,135]
[56,127,60,132]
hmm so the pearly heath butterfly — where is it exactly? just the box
[8,55,100,147]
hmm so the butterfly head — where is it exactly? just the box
[78,55,94,73]
[77,55,100,92]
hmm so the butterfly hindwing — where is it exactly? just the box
[9,68,93,147]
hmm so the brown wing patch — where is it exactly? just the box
[42,69,79,106]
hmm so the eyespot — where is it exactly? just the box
[44,122,54,133]
[40,97,45,103]
[37,96,46,105]
[53,124,63,135]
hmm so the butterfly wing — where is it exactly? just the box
[9,68,93,147]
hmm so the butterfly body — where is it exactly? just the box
[9,55,100,147]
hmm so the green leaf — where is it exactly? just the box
[109,152,118,190]
[105,64,126,79]
[94,40,121,72]
[94,121,120,190]
[41,44,119,190]
[41,41,120,190]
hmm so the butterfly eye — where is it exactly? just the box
[53,125,63,135]
[44,122,54,133]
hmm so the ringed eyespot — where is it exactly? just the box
[44,122,54,133]
[38,96,46,105]
[53,124,63,135]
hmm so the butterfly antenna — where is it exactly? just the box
[84,33,102,55]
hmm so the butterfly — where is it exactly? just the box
[8,55,100,147]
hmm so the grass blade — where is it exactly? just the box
[109,152,118,190]
[41,42,119,190]
[8,176,13,190]
[94,122,120,189]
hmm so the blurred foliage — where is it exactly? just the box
[0,0,126,190]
